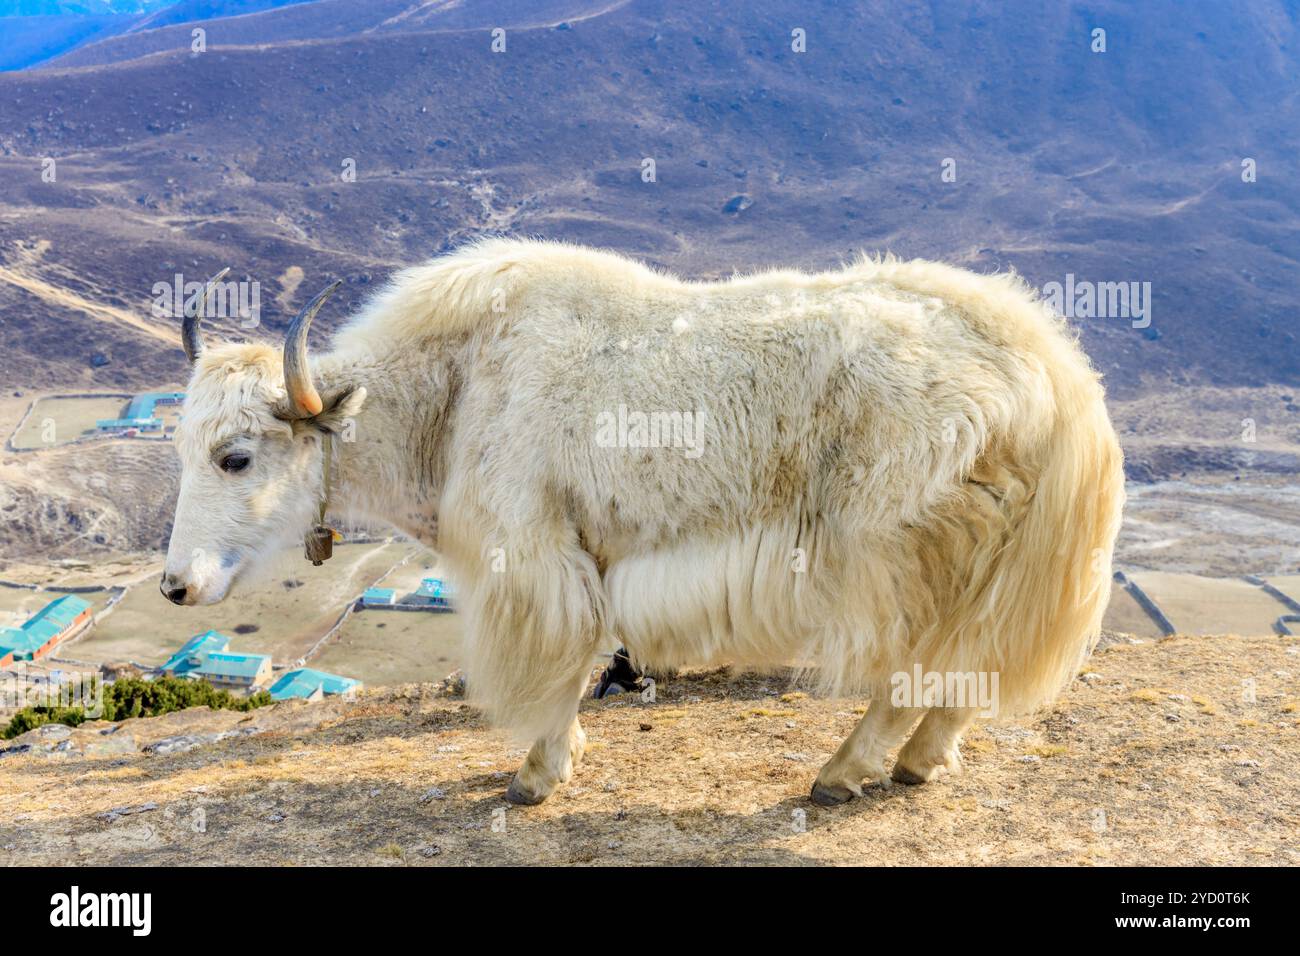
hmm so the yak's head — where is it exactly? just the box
[160,274,366,606]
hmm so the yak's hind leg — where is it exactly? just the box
[811,700,920,805]
[892,707,978,785]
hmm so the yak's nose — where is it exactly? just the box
[160,574,189,606]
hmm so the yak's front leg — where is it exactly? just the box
[459,536,607,806]
[505,669,593,806]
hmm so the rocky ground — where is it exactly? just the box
[2,632,1296,866]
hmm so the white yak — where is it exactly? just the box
[161,238,1125,805]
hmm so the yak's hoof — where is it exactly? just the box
[504,778,547,806]
[810,781,856,806]
[890,764,928,786]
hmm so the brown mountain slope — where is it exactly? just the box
[0,0,1297,398]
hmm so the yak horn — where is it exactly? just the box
[181,267,231,365]
[283,279,342,418]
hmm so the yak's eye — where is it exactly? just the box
[219,453,251,474]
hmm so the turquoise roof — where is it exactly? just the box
[0,626,30,659]
[125,392,185,419]
[362,587,396,603]
[416,578,447,598]
[269,668,361,701]
[194,651,269,681]
[407,578,453,608]
[159,630,230,676]
[0,596,90,659]
[159,633,267,683]
[97,392,183,431]
[26,595,90,630]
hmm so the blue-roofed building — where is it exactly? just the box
[158,630,231,678]
[24,595,91,637]
[269,668,362,702]
[361,586,397,607]
[193,651,272,690]
[97,391,185,434]
[157,631,271,692]
[126,391,185,418]
[409,578,453,609]
[358,577,454,613]
[0,628,26,668]
[358,574,454,613]
[0,595,92,667]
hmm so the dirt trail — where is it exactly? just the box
[0,261,173,345]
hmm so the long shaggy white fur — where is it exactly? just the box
[167,237,1125,802]
[388,240,1124,726]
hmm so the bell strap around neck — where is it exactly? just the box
[305,431,335,566]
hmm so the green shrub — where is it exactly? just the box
[2,676,274,739]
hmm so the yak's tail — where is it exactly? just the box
[830,259,1126,716]
[913,365,1126,718]
[990,380,1125,715]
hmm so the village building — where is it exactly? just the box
[158,630,231,677]
[269,668,362,702]
[0,595,92,668]
[408,578,453,610]
[157,630,271,692]
[194,651,273,691]
[360,586,397,607]
[358,578,453,612]
[96,391,185,435]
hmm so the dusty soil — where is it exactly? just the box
[2,633,1296,866]
[1119,475,1300,576]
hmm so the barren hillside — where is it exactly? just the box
[1,0,1298,396]
[3,632,1296,865]
[0,410,180,559]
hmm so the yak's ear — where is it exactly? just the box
[311,384,367,435]
[280,385,367,435]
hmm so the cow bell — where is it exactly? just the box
[305,525,334,566]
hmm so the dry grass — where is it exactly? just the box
[1,633,1296,866]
